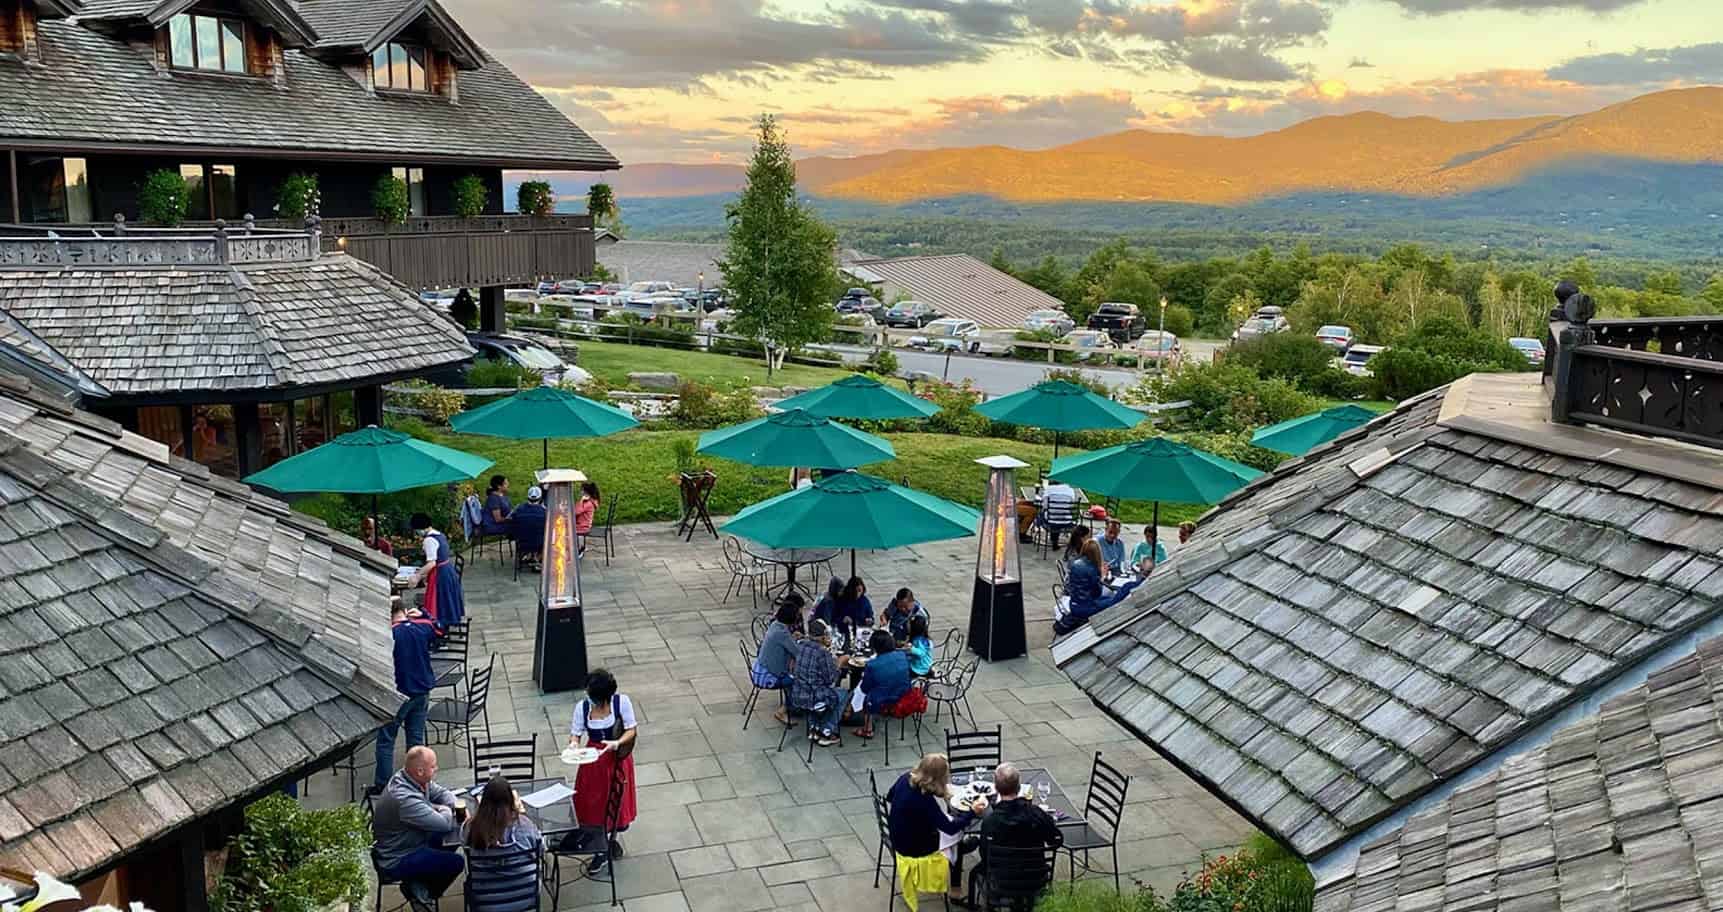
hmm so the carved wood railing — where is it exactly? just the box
[1548,305,1723,449]
[255,213,595,289]
[0,216,318,269]
[1589,316,1723,362]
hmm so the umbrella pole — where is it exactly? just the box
[1153,500,1160,542]
[371,494,378,527]
[1054,431,1060,461]
[543,437,549,471]
[851,548,857,579]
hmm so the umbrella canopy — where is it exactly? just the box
[449,386,639,467]
[244,426,494,494]
[1050,437,1263,505]
[774,374,939,420]
[1250,404,1376,456]
[974,380,1143,433]
[697,408,895,469]
[723,472,979,551]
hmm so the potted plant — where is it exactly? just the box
[276,172,321,221]
[372,173,409,225]
[517,180,554,217]
[209,794,370,912]
[451,174,488,219]
[138,168,190,226]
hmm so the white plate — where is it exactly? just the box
[561,747,601,765]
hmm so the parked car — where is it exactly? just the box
[1086,302,1147,342]
[621,280,677,302]
[1059,329,1115,362]
[1341,344,1384,377]
[1509,337,1546,367]
[1130,330,1182,369]
[429,333,590,388]
[884,300,942,328]
[836,294,887,323]
[534,280,559,295]
[1022,308,1076,336]
[1232,310,1291,343]
[909,318,983,353]
[1316,324,1355,353]
[686,288,729,312]
[419,288,457,308]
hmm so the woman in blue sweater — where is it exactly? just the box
[1054,539,1144,636]
[851,629,911,739]
[888,753,986,906]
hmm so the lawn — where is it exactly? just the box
[573,340,863,392]
[297,425,1210,541]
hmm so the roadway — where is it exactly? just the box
[883,339,1225,398]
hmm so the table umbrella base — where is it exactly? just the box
[968,577,1026,661]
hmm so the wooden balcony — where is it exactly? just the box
[308,214,596,290]
[1548,308,1723,449]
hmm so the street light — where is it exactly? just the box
[1157,296,1168,375]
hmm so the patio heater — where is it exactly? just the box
[532,468,589,693]
[969,455,1028,661]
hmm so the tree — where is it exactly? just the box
[1703,274,1723,312]
[718,115,842,376]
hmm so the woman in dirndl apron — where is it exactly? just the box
[567,668,639,874]
[408,512,465,628]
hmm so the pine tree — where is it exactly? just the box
[718,115,841,376]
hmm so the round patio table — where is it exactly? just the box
[743,544,840,601]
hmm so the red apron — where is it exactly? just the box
[572,697,638,830]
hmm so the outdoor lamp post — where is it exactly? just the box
[532,467,589,692]
[1157,296,1168,375]
[969,455,1028,661]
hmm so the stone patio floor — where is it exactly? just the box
[306,520,1255,911]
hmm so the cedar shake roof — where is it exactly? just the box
[845,254,1064,328]
[0,253,475,398]
[0,311,107,403]
[1315,635,1723,912]
[0,10,618,170]
[0,376,397,878]
[1054,372,1723,862]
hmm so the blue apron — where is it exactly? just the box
[422,531,464,627]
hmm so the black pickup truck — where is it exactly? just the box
[1086,302,1147,342]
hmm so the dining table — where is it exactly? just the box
[451,777,581,842]
[744,544,841,601]
[945,765,1088,836]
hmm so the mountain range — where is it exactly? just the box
[551,87,1723,206]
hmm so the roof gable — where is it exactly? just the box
[78,0,317,47]
[1057,373,1723,861]
[305,0,486,70]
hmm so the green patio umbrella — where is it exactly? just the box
[773,374,939,420]
[1050,437,1263,533]
[974,380,1144,457]
[722,471,979,576]
[697,408,895,469]
[1250,404,1376,456]
[244,425,494,516]
[449,386,639,468]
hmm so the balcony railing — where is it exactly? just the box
[1547,297,1723,449]
[0,216,319,269]
[270,213,596,290]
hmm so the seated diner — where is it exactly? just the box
[461,775,546,912]
[888,753,986,908]
[372,745,465,912]
[852,629,911,739]
[881,587,928,641]
[1054,538,1144,636]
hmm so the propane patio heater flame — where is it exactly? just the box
[970,455,1028,661]
[533,468,588,692]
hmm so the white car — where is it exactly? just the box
[1059,329,1115,362]
[621,280,678,304]
[1022,309,1076,336]
[909,318,983,353]
[1341,344,1384,377]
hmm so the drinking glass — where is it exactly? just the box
[1035,776,1052,804]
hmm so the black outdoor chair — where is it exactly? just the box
[870,770,949,912]
[926,655,981,730]
[979,840,1058,911]
[429,653,494,746]
[513,533,543,581]
[545,752,629,908]
[1065,751,1131,892]
[929,629,966,682]
[470,734,539,786]
[371,847,409,912]
[431,622,471,699]
[1033,498,1081,559]
[723,536,772,609]
[464,847,545,912]
[594,493,620,566]
[946,725,1004,774]
[738,639,786,730]
[871,682,926,767]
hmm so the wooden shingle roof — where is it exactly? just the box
[1055,373,1723,862]
[846,254,1063,328]
[0,381,397,878]
[1316,634,1723,912]
[0,253,474,397]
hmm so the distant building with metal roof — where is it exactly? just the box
[597,240,724,289]
[844,254,1062,328]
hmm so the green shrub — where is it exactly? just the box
[1013,328,1077,363]
[517,180,556,217]
[867,348,900,375]
[275,172,320,220]
[918,379,990,437]
[1225,333,1337,390]
[1308,367,1374,400]
[600,313,695,349]
[372,174,409,224]
[452,174,489,218]
[467,360,541,390]
[671,436,698,474]
[1160,304,1196,338]
[1043,367,1111,395]
[138,168,190,226]
[210,794,369,912]
[1367,315,1531,400]
[387,379,466,424]
[669,380,760,428]
[1035,881,1158,912]
[1033,836,1314,912]
[1134,361,1319,434]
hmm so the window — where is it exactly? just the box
[179,163,240,220]
[168,14,248,73]
[373,41,433,91]
[391,166,426,217]
[180,164,207,220]
[20,156,93,223]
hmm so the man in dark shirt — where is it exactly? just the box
[372,605,438,794]
[509,485,547,570]
[968,762,1064,906]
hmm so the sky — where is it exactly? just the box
[442,0,1723,164]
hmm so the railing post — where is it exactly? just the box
[113,213,126,236]
[1549,296,1595,426]
[213,219,229,263]
[242,213,256,236]
[305,215,321,260]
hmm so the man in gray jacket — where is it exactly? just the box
[372,746,465,911]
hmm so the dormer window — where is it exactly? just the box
[168,12,248,74]
[372,42,432,92]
